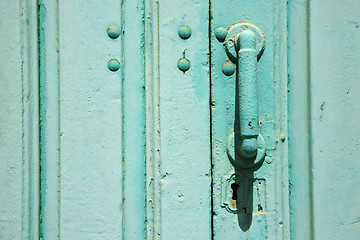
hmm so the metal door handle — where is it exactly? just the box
[225,22,266,169]
[236,30,259,158]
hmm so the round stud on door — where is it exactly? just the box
[178,26,192,40]
[107,26,120,39]
[178,58,190,72]
[222,62,235,76]
[108,59,120,72]
[215,27,228,42]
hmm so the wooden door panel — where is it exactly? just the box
[210,0,289,239]
[157,0,212,238]
[0,1,39,239]
[288,1,360,239]
[58,1,124,239]
[1,1,360,239]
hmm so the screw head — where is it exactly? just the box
[108,59,120,72]
[178,58,190,72]
[107,26,120,39]
[215,27,228,42]
[222,62,235,76]
[178,26,192,40]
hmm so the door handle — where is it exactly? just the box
[225,22,266,170]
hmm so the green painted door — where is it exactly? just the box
[0,0,359,239]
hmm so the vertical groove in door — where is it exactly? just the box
[20,0,40,239]
[275,0,291,238]
[287,0,314,239]
[305,2,315,239]
[208,0,214,239]
[121,0,147,239]
[120,1,126,238]
[38,0,61,238]
[144,0,162,239]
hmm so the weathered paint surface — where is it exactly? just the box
[38,0,60,238]
[0,2,27,239]
[158,0,212,238]
[1,0,360,239]
[0,1,39,239]
[57,0,146,239]
[288,1,360,239]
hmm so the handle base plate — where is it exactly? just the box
[226,130,266,170]
[224,22,265,63]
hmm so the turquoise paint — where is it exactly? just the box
[20,1,40,239]
[214,27,228,42]
[0,2,27,239]
[287,0,313,239]
[57,0,146,238]
[1,0,360,239]
[107,25,121,39]
[211,0,289,239]
[221,62,235,76]
[0,1,40,239]
[58,0,124,236]
[177,58,190,72]
[143,1,162,238]
[158,1,212,238]
[289,1,360,239]
[108,59,121,71]
[178,26,192,40]
[237,29,260,157]
[39,0,61,238]
[121,0,147,238]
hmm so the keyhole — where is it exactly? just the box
[231,183,239,200]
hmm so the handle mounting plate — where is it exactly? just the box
[224,22,265,63]
[226,130,266,169]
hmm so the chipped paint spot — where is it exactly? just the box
[320,101,325,111]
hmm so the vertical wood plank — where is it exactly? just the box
[211,0,289,239]
[144,0,162,239]
[58,1,124,239]
[39,0,60,238]
[158,0,212,238]
[309,1,360,239]
[0,1,40,239]
[0,1,24,239]
[21,0,40,239]
[121,0,147,238]
[58,0,147,238]
[289,1,360,239]
[287,0,314,239]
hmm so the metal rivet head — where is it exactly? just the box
[215,27,228,42]
[178,58,190,72]
[222,62,235,76]
[107,26,120,39]
[178,26,192,40]
[108,59,120,71]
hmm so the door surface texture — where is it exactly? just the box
[0,0,359,239]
